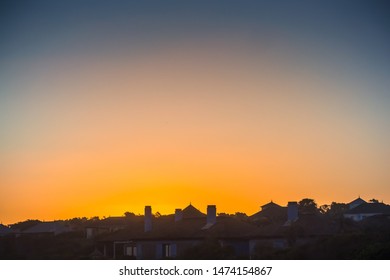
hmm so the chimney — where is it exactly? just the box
[287,202,298,222]
[144,206,152,232]
[207,205,216,225]
[175,209,183,222]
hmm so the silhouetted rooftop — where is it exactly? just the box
[348,196,367,208]
[181,204,206,219]
[261,201,283,210]
[250,202,287,223]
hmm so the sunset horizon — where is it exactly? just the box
[1,1,389,226]
[2,194,388,225]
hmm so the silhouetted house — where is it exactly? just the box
[20,221,70,236]
[249,201,298,252]
[344,202,390,222]
[348,197,366,210]
[0,224,13,237]
[97,204,258,259]
[250,201,287,224]
[249,201,299,227]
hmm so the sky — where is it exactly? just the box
[1,0,389,224]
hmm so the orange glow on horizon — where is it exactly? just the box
[1,40,389,225]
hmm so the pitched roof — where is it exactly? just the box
[250,202,287,223]
[181,204,206,219]
[348,197,366,206]
[261,201,282,210]
[345,202,390,215]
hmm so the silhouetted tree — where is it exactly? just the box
[326,202,348,218]
[298,198,318,215]
[319,204,330,214]
[369,199,379,203]
[323,202,349,232]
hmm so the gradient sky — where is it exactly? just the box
[1,1,389,224]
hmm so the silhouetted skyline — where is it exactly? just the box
[2,196,389,225]
[2,197,390,259]
[1,1,389,224]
